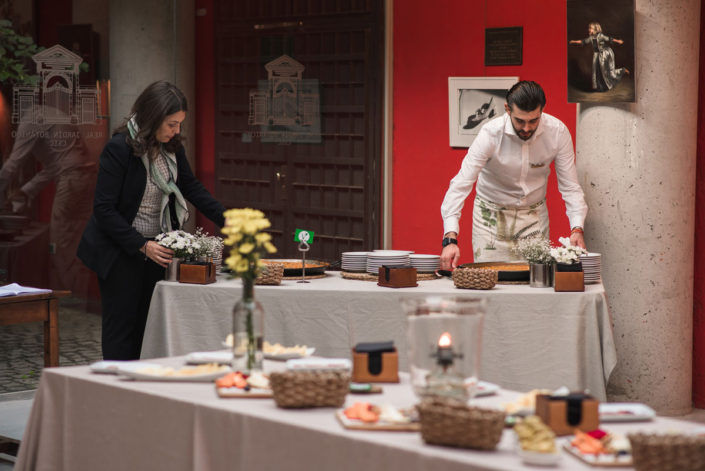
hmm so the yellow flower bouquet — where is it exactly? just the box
[222,208,277,372]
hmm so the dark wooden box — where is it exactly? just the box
[377,266,417,288]
[535,393,599,436]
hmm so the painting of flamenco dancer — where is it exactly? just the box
[448,77,517,147]
[567,0,634,103]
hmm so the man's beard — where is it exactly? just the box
[512,124,536,141]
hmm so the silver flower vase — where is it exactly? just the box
[529,263,553,288]
[165,257,182,281]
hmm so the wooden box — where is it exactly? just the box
[352,342,399,383]
[377,266,417,288]
[554,271,584,292]
[178,262,217,285]
[535,393,599,436]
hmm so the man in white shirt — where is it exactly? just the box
[440,81,587,269]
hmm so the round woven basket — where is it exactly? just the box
[628,433,705,471]
[255,263,284,285]
[417,398,505,450]
[452,267,497,290]
[269,370,350,408]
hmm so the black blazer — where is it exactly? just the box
[77,133,226,279]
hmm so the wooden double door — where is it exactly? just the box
[214,0,385,261]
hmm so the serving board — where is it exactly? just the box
[459,261,530,282]
[563,443,632,468]
[216,386,273,398]
[335,409,420,432]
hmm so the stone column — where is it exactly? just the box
[109,0,196,229]
[576,0,699,415]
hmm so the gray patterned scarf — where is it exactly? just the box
[127,115,189,231]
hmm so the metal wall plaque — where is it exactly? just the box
[485,27,523,66]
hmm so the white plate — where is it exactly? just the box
[371,250,413,255]
[90,360,141,374]
[264,347,315,361]
[599,403,656,422]
[185,351,234,364]
[115,362,230,382]
[474,380,500,397]
[286,358,351,371]
[517,448,561,466]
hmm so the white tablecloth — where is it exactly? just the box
[14,356,702,471]
[142,272,617,400]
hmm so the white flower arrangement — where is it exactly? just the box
[514,235,553,264]
[155,230,201,259]
[550,237,588,265]
[194,227,224,259]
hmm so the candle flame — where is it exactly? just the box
[438,332,452,347]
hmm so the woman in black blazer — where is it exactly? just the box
[78,81,225,360]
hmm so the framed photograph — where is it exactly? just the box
[448,77,518,148]
[567,0,635,103]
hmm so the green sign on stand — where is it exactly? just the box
[294,229,314,243]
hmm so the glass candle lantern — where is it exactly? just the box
[403,296,485,401]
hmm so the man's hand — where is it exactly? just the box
[143,240,174,268]
[440,244,460,270]
[570,231,586,250]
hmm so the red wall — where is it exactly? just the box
[693,0,705,409]
[392,0,575,258]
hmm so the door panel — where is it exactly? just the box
[214,0,383,261]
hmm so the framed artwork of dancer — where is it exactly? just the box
[567,0,635,103]
[448,76,518,148]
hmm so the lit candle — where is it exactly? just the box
[436,332,454,369]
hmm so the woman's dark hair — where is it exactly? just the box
[115,80,188,156]
[506,81,546,112]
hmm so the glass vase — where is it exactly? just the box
[403,297,486,402]
[232,277,264,373]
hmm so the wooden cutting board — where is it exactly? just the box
[335,409,420,432]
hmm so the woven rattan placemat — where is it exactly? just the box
[341,271,441,281]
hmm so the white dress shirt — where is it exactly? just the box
[441,112,588,235]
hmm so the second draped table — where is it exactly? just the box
[141,271,616,400]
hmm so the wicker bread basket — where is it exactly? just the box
[417,398,506,450]
[628,433,705,471]
[255,263,284,285]
[452,267,498,290]
[269,370,350,408]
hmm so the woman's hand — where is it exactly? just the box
[142,240,174,267]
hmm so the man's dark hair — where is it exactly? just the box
[506,81,546,112]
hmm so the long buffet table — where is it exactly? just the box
[141,272,617,401]
[14,355,702,471]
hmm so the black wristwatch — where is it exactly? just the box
[442,237,458,248]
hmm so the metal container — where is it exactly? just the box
[529,263,553,288]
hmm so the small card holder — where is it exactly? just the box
[535,393,599,436]
[179,262,217,284]
[377,266,417,288]
[352,341,399,383]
